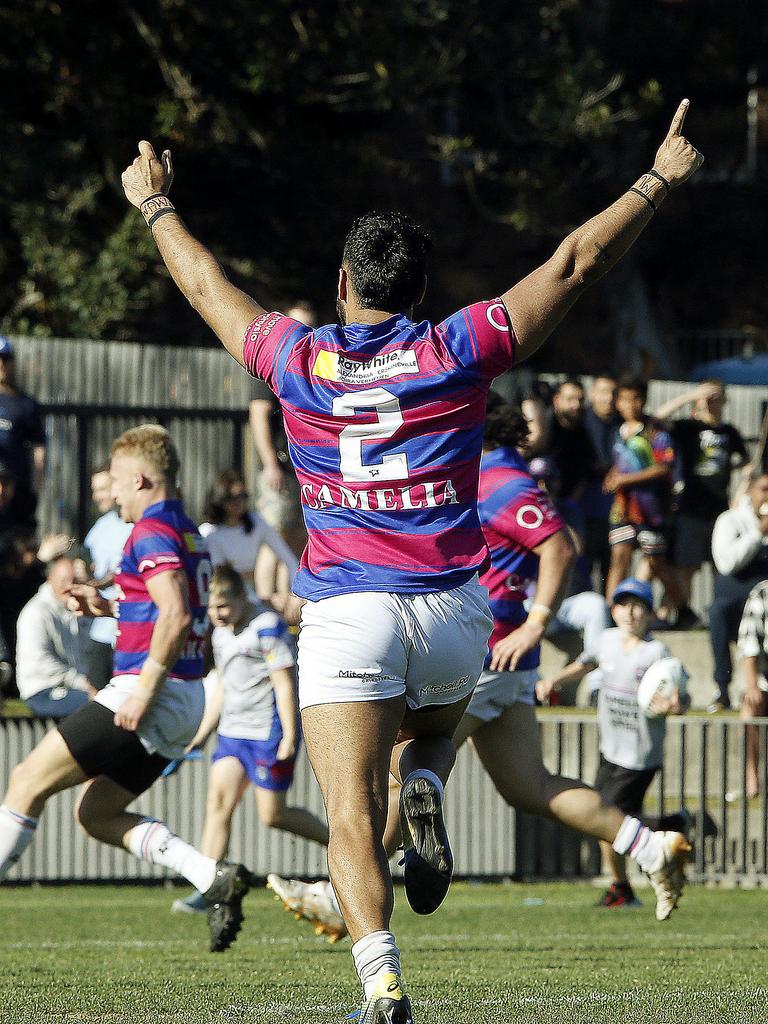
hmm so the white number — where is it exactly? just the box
[196,558,212,605]
[331,388,409,482]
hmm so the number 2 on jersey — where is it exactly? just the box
[331,388,409,483]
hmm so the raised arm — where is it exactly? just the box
[121,142,264,367]
[503,100,703,363]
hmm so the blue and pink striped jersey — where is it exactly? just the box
[114,500,210,679]
[478,447,565,669]
[243,302,516,599]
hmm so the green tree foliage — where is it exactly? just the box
[0,1,764,359]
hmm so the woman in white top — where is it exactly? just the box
[199,469,298,614]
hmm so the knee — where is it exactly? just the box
[7,759,47,807]
[74,793,101,837]
[258,799,284,829]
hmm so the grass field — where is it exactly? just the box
[2,881,767,1024]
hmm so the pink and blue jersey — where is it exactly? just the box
[478,447,565,670]
[114,500,210,680]
[243,302,516,599]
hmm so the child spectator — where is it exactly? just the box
[171,565,329,916]
[604,376,691,626]
[538,578,690,913]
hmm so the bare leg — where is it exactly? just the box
[602,842,628,883]
[743,714,761,800]
[253,786,329,845]
[200,757,249,860]
[606,542,633,601]
[301,697,405,942]
[646,554,685,610]
[5,729,88,817]
[470,703,625,841]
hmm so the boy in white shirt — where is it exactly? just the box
[539,578,690,915]
[172,564,329,914]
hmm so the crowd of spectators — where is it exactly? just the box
[3,316,768,742]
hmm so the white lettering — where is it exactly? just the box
[372,488,397,510]
[301,484,319,510]
[339,486,371,510]
[401,486,424,510]
[443,479,459,504]
[316,484,333,507]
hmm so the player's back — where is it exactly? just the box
[243,302,516,599]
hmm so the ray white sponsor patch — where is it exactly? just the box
[312,349,419,383]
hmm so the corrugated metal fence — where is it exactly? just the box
[3,715,767,884]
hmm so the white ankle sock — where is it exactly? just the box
[404,768,444,802]
[613,815,663,872]
[0,804,38,879]
[352,930,402,999]
[126,818,217,893]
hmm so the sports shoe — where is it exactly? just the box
[171,890,207,914]
[646,831,692,922]
[203,860,256,952]
[596,881,642,909]
[347,972,414,1024]
[399,775,452,915]
[266,873,348,943]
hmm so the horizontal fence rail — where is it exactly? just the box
[3,715,766,885]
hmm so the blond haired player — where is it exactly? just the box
[0,425,254,952]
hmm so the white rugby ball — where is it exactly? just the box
[637,657,688,719]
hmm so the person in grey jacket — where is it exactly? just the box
[16,556,94,718]
[709,474,768,711]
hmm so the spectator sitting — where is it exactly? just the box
[709,473,768,712]
[604,375,691,626]
[582,373,620,591]
[248,302,315,558]
[0,336,46,530]
[16,554,94,719]
[654,380,748,623]
[83,462,132,690]
[200,469,299,620]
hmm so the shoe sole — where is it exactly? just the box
[206,866,257,952]
[653,834,692,921]
[356,995,414,1024]
[267,875,348,943]
[399,776,452,915]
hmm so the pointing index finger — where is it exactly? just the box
[138,139,157,162]
[667,98,690,138]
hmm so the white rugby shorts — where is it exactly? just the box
[95,674,205,760]
[466,667,538,722]
[297,576,493,711]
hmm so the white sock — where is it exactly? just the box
[613,815,663,873]
[126,818,217,893]
[0,804,38,879]
[352,930,402,999]
[404,768,444,802]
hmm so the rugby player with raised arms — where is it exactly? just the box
[120,101,702,1023]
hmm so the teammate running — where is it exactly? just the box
[121,101,702,1022]
[0,426,254,952]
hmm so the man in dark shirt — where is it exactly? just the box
[0,337,46,529]
[544,377,598,534]
[583,374,620,590]
[655,380,748,617]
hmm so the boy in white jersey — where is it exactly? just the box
[172,565,329,914]
[539,578,690,916]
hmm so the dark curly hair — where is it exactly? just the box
[342,210,432,312]
[484,392,530,451]
[203,469,253,533]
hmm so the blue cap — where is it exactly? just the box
[612,577,654,610]
[0,336,13,358]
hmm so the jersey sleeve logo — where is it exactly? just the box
[486,301,511,332]
[515,504,545,529]
[312,348,419,384]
